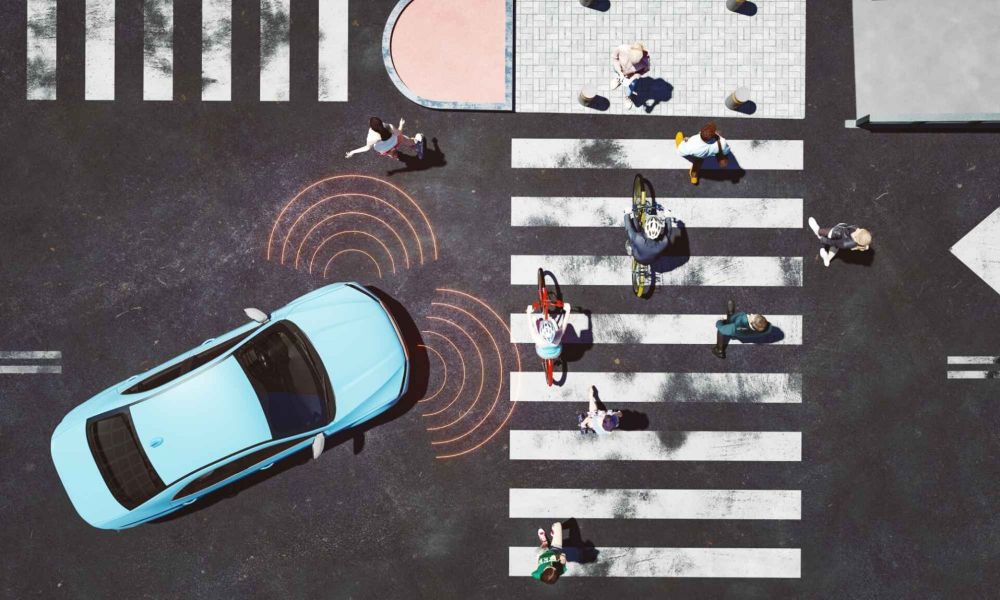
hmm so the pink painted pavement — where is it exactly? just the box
[390,0,506,104]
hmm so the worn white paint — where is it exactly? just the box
[510,313,802,345]
[508,546,801,578]
[260,0,291,101]
[509,430,802,461]
[318,0,349,101]
[202,0,232,101]
[508,372,802,404]
[0,366,62,374]
[947,356,1000,365]
[26,0,58,100]
[85,0,116,100]
[511,197,803,229]
[946,371,999,379]
[951,207,1000,296]
[511,255,802,287]
[509,488,801,520]
[0,351,61,359]
[511,139,804,170]
[143,0,174,100]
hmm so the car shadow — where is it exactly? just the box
[152,287,427,525]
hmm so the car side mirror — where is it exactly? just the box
[244,307,270,324]
[311,433,325,460]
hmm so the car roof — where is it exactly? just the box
[128,356,271,484]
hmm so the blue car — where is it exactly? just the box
[51,283,409,530]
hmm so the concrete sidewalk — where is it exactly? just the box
[515,0,805,119]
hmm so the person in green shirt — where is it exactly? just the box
[531,522,568,584]
[712,300,771,359]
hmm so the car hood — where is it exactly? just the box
[51,418,129,528]
[286,288,406,421]
[129,357,271,484]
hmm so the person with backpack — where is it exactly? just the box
[532,522,568,584]
[807,217,873,267]
[712,300,772,359]
[345,116,424,161]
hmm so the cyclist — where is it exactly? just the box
[525,302,572,360]
[624,210,670,265]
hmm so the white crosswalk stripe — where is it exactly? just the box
[318,0,349,101]
[26,0,58,100]
[511,139,804,170]
[24,1,351,103]
[510,488,801,520]
[509,372,802,403]
[512,196,803,228]
[510,431,802,462]
[0,351,62,375]
[260,0,291,101]
[202,0,232,101]
[512,255,803,287]
[947,356,999,364]
[510,313,802,345]
[85,0,116,100]
[508,547,801,578]
[143,0,174,101]
[947,371,999,379]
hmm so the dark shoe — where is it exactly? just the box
[712,346,726,360]
[726,299,735,317]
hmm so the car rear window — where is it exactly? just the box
[87,412,165,509]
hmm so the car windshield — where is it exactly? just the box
[235,321,334,439]
[87,412,166,509]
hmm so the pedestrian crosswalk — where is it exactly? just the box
[509,372,803,403]
[508,546,801,578]
[506,136,805,581]
[511,139,805,170]
[509,313,803,345]
[24,0,350,102]
[511,255,803,287]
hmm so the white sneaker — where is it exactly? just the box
[807,217,821,237]
[625,240,633,257]
[820,248,832,267]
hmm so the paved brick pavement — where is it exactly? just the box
[515,0,805,118]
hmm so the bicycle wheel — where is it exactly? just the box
[536,267,547,317]
[631,258,646,297]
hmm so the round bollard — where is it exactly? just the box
[579,85,597,107]
[726,0,746,12]
[725,86,750,110]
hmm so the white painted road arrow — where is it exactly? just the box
[951,207,1000,296]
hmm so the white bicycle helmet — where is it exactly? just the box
[538,318,559,343]
[643,216,665,239]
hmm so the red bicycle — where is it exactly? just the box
[531,268,566,386]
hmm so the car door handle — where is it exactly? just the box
[260,463,274,470]
[201,338,216,346]
[183,498,197,506]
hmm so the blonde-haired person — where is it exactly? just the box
[611,42,650,108]
[807,218,872,267]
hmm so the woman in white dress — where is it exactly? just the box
[345,117,424,161]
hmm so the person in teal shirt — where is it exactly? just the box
[531,522,568,584]
[713,300,771,359]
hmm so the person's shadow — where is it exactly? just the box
[386,137,447,176]
[827,247,876,267]
[695,151,746,184]
[556,309,593,385]
[628,77,673,113]
[558,518,599,565]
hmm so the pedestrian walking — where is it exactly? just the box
[807,217,872,267]
[578,385,622,434]
[611,42,651,109]
[345,117,424,161]
[532,522,568,584]
[713,300,771,359]
[675,122,731,185]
